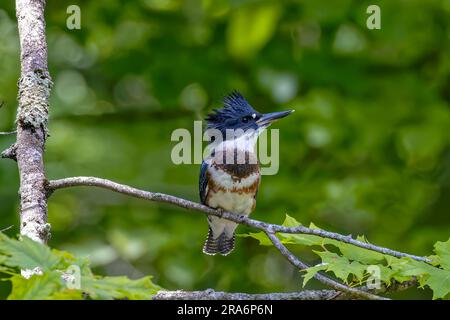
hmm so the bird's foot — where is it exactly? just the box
[215,208,225,217]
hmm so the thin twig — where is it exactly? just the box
[48,176,431,263]
[1,144,17,161]
[0,131,17,135]
[0,225,14,233]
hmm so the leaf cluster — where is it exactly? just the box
[243,215,450,299]
[0,233,160,300]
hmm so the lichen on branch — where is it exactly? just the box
[16,70,52,136]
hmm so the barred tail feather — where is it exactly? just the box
[218,233,235,256]
[202,228,235,256]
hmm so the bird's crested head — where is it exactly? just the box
[205,91,294,139]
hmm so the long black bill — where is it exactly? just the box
[256,110,294,127]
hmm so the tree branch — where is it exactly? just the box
[1,144,17,161]
[154,280,418,300]
[47,176,429,299]
[14,0,52,244]
[47,176,431,263]
[0,131,17,135]
[153,289,340,300]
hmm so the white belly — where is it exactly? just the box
[206,189,255,239]
[207,189,255,215]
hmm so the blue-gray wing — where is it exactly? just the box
[199,161,209,205]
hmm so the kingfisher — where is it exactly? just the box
[199,91,293,255]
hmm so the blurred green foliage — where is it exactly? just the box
[0,0,449,299]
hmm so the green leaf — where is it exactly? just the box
[241,216,325,246]
[337,236,385,265]
[47,289,83,300]
[422,268,450,300]
[8,271,63,300]
[227,2,281,60]
[279,215,326,246]
[301,263,327,287]
[314,250,367,283]
[238,232,274,246]
[387,257,423,283]
[0,234,62,271]
[282,214,303,227]
[388,257,450,299]
[281,233,325,246]
[81,275,160,300]
[377,265,398,286]
[432,238,450,270]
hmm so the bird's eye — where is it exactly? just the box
[242,116,251,123]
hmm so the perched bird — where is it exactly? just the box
[200,91,293,255]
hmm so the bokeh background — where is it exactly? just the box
[0,0,449,299]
